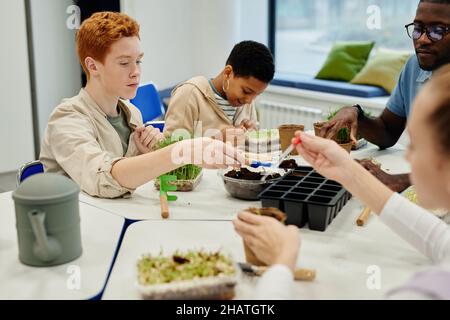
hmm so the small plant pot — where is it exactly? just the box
[338,141,353,153]
[243,240,266,266]
[155,171,203,192]
[278,124,304,156]
[313,122,324,137]
[243,207,287,266]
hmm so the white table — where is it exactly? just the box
[0,192,124,300]
[101,143,431,300]
[102,220,245,300]
[102,216,430,300]
[79,169,261,221]
[79,143,410,222]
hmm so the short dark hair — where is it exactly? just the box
[226,40,275,83]
[427,64,450,154]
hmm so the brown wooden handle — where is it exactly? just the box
[356,207,371,226]
[257,266,316,281]
[293,268,316,281]
[160,194,169,219]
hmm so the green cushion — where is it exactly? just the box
[315,41,375,82]
[351,49,411,93]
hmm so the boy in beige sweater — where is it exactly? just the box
[164,41,275,142]
[40,12,243,198]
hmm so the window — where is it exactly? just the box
[271,0,419,77]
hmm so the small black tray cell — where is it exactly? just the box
[269,186,292,192]
[320,184,341,192]
[284,175,304,181]
[303,177,326,184]
[259,191,285,211]
[282,193,309,227]
[307,203,333,232]
[314,190,338,198]
[298,182,321,189]
[292,187,315,194]
[308,195,334,205]
[276,180,297,187]
[309,172,324,179]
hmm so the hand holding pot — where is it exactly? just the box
[233,211,300,273]
[319,106,358,144]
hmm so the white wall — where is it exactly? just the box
[121,0,196,89]
[121,0,269,89]
[0,0,35,172]
[239,0,269,46]
[29,0,81,146]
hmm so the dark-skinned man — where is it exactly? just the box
[319,0,450,193]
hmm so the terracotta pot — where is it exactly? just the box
[243,240,266,266]
[338,141,353,153]
[278,124,304,155]
[313,122,324,137]
[243,207,287,266]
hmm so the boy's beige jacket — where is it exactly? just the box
[163,76,257,138]
[40,88,143,198]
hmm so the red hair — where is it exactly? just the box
[76,11,140,79]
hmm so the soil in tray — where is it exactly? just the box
[225,168,281,180]
[278,159,298,170]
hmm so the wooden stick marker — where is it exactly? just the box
[160,194,169,219]
[356,207,371,226]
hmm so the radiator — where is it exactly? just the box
[257,100,323,130]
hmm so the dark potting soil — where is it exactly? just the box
[278,159,298,170]
[225,168,281,181]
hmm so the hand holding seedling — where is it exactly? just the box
[318,106,358,144]
[237,119,258,131]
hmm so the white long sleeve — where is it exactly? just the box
[253,264,294,300]
[379,193,450,263]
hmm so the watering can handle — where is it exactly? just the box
[28,210,61,262]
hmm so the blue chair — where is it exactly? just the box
[17,160,44,185]
[130,82,165,131]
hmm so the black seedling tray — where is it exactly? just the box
[258,166,351,232]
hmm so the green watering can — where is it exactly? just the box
[12,173,82,267]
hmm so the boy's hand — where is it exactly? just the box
[238,119,258,131]
[179,137,246,169]
[214,126,246,147]
[133,125,164,154]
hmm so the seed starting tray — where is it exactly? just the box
[258,166,352,232]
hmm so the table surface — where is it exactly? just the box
[3,141,430,300]
[79,143,410,222]
[79,169,261,221]
[0,192,124,300]
[102,215,430,300]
